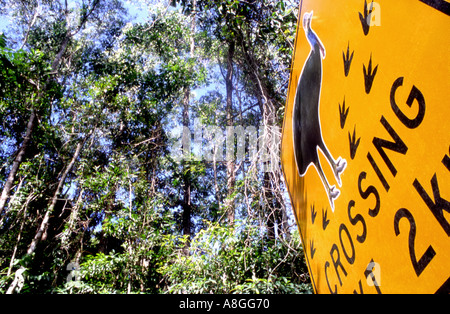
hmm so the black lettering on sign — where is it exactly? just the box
[339,224,356,265]
[325,261,337,294]
[367,152,390,192]
[413,174,450,237]
[364,259,382,294]
[348,200,367,243]
[373,116,408,177]
[419,0,450,16]
[353,280,364,294]
[435,277,450,294]
[330,244,347,287]
[358,171,381,217]
[353,261,382,294]
[394,208,436,277]
[390,77,426,129]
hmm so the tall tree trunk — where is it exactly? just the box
[181,0,196,248]
[5,0,102,293]
[225,40,236,226]
[182,85,192,245]
[0,110,36,222]
[213,151,221,215]
[274,170,291,241]
[0,0,96,226]
[60,188,84,250]
[0,32,70,224]
[7,192,34,276]
[28,137,86,254]
[241,40,288,241]
[7,136,87,294]
[264,172,276,241]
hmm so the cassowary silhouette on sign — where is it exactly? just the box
[293,11,347,211]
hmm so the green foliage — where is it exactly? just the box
[0,0,311,295]
[160,223,312,294]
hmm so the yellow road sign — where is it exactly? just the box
[281,0,450,294]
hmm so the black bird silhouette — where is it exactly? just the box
[292,11,347,211]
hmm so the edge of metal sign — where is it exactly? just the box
[280,0,319,294]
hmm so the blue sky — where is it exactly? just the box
[0,12,11,34]
[0,0,157,38]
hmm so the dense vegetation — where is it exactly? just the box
[0,0,312,294]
